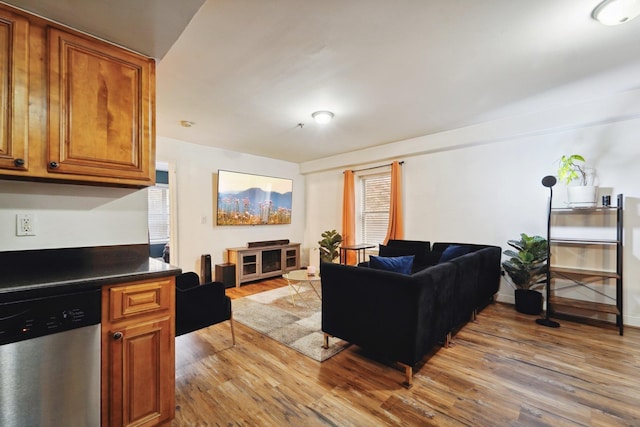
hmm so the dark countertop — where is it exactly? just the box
[0,244,182,301]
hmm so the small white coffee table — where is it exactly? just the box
[282,269,321,307]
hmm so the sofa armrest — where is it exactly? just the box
[411,262,459,345]
[475,246,502,303]
[176,271,201,291]
[320,262,441,366]
[176,280,231,336]
[177,280,226,299]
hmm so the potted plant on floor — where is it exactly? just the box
[318,229,342,263]
[502,233,548,315]
[557,154,597,208]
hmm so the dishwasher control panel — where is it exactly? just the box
[0,288,101,346]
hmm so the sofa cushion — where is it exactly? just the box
[379,244,412,258]
[438,245,470,263]
[382,240,431,270]
[369,255,414,275]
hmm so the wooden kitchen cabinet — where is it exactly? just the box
[0,3,156,187]
[0,8,29,172]
[47,27,155,183]
[101,277,175,427]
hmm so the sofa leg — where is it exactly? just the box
[322,333,330,349]
[445,332,452,348]
[471,309,477,322]
[400,363,413,388]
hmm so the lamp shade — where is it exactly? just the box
[592,0,640,25]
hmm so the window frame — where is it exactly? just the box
[355,168,391,247]
[147,181,170,245]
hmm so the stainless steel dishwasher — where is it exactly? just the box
[0,287,101,427]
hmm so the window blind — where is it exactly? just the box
[148,184,170,243]
[359,173,391,245]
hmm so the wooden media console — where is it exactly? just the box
[227,241,300,286]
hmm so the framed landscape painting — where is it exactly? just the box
[216,170,293,225]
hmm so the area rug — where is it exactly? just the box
[232,285,349,362]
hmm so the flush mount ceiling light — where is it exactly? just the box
[180,120,195,128]
[311,110,334,124]
[592,0,640,25]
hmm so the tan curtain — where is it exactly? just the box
[384,161,404,244]
[341,170,356,265]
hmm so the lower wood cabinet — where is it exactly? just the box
[101,277,175,427]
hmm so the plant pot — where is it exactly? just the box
[567,185,597,208]
[514,289,543,315]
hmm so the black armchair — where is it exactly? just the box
[175,272,235,343]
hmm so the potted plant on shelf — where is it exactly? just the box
[318,229,343,263]
[557,154,597,208]
[502,233,548,315]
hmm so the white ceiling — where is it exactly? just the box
[4,0,640,164]
[1,0,205,59]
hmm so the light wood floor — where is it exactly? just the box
[173,278,640,426]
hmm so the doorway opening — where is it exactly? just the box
[148,163,171,262]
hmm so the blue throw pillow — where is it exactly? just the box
[369,255,414,275]
[438,245,470,263]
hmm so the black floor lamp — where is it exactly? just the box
[536,175,560,328]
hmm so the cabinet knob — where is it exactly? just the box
[49,161,59,169]
[14,158,25,167]
[113,331,123,340]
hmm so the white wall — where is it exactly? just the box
[0,180,148,251]
[0,137,305,279]
[156,137,305,274]
[302,89,640,327]
[305,169,344,268]
[2,88,636,328]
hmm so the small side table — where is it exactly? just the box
[215,263,235,288]
[339,243,375,265]
[282,269,321,307]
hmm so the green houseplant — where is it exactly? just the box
[557,154,587,186]
[318,229,343,263]
[502,233,548,314]
[557,154,597,208]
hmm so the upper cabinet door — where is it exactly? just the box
[47,27,155,183]
[0,9,28,171]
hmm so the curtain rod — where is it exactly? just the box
[345,161,404,174]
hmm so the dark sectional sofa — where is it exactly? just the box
[320,240,501,386]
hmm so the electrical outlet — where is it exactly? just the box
[16,213,36,236]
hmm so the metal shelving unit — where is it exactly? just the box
[548,194,623,335]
